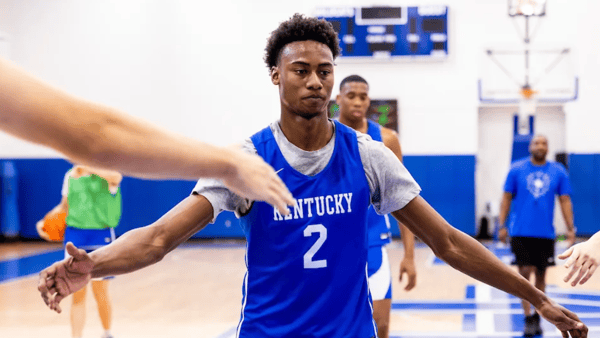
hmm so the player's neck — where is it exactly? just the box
[530,157,547,166]
[338,116,368,134]
[279,113,334,151]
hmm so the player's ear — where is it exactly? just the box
[271,66,280,85]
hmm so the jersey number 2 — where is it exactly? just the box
[303,224,327,269]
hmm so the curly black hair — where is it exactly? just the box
[264,13,341,71]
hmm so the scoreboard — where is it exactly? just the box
[315,5,448,61]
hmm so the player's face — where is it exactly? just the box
[337,82,370,122]
[271,40,334,120]
[529,136,548,161]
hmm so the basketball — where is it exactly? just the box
[41,212,67,242]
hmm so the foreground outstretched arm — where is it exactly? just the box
[0,57,293,213]
[393,196,587,338]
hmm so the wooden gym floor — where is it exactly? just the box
[1,239,599,338]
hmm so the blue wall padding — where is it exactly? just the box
[13,153,600,239]
[402,155,476,235]
[569,154,600,236]
[1,161,21,237]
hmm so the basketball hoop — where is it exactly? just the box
[520,84,537,99]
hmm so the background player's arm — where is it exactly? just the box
[0,57,293,213]
[498,192,513,242]
[381,127,416,290]
[558,194,576,247]
[392,196,586,335]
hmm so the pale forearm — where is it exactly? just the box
[439,228,547,307]
[0,57,237,181]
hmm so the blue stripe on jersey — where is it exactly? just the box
[365,119,392,247]
[238,121,376,338]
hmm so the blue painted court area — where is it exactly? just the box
[0,249,64,283]
[390,284,600,337]
[211,282,600,338]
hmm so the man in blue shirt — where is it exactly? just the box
[499,134,576,337]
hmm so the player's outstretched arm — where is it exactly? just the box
[0,57,293,213]
[559,231,600,286]
[392,196,588,338]
[37,193,214,313]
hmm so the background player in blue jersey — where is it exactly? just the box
[39,14,588,338]
[498,134,576,337]
[336,74,416,338]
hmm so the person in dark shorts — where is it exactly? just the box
[498,135,576,337]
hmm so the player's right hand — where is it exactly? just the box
[559,240,600,286]
[38,242,93,313]
[536,299,588,337]
[222,147,294,215]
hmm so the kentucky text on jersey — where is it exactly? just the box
[273,193,353,221]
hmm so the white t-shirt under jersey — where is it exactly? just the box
[193,120,421,220]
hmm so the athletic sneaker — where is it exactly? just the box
[523,314,538,337]
[532,312,543,336]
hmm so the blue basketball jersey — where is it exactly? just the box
[238,121,377,338]
[504,159,572,239]
[365,120,392,247]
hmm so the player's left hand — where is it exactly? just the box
[559,239,600,286]
[535,299,588,337]
[399,257,417,291]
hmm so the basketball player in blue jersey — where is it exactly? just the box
[336,74,416,338]
[39,14,588,338]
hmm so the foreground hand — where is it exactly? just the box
[222,147,294,215]
[399,257,417,291]
[559,239,600,286]
[536,299,588,337]
[37,242,93,313]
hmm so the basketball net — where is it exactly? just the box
[517,85,537,135]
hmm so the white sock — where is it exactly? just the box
[102,331,112,338]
